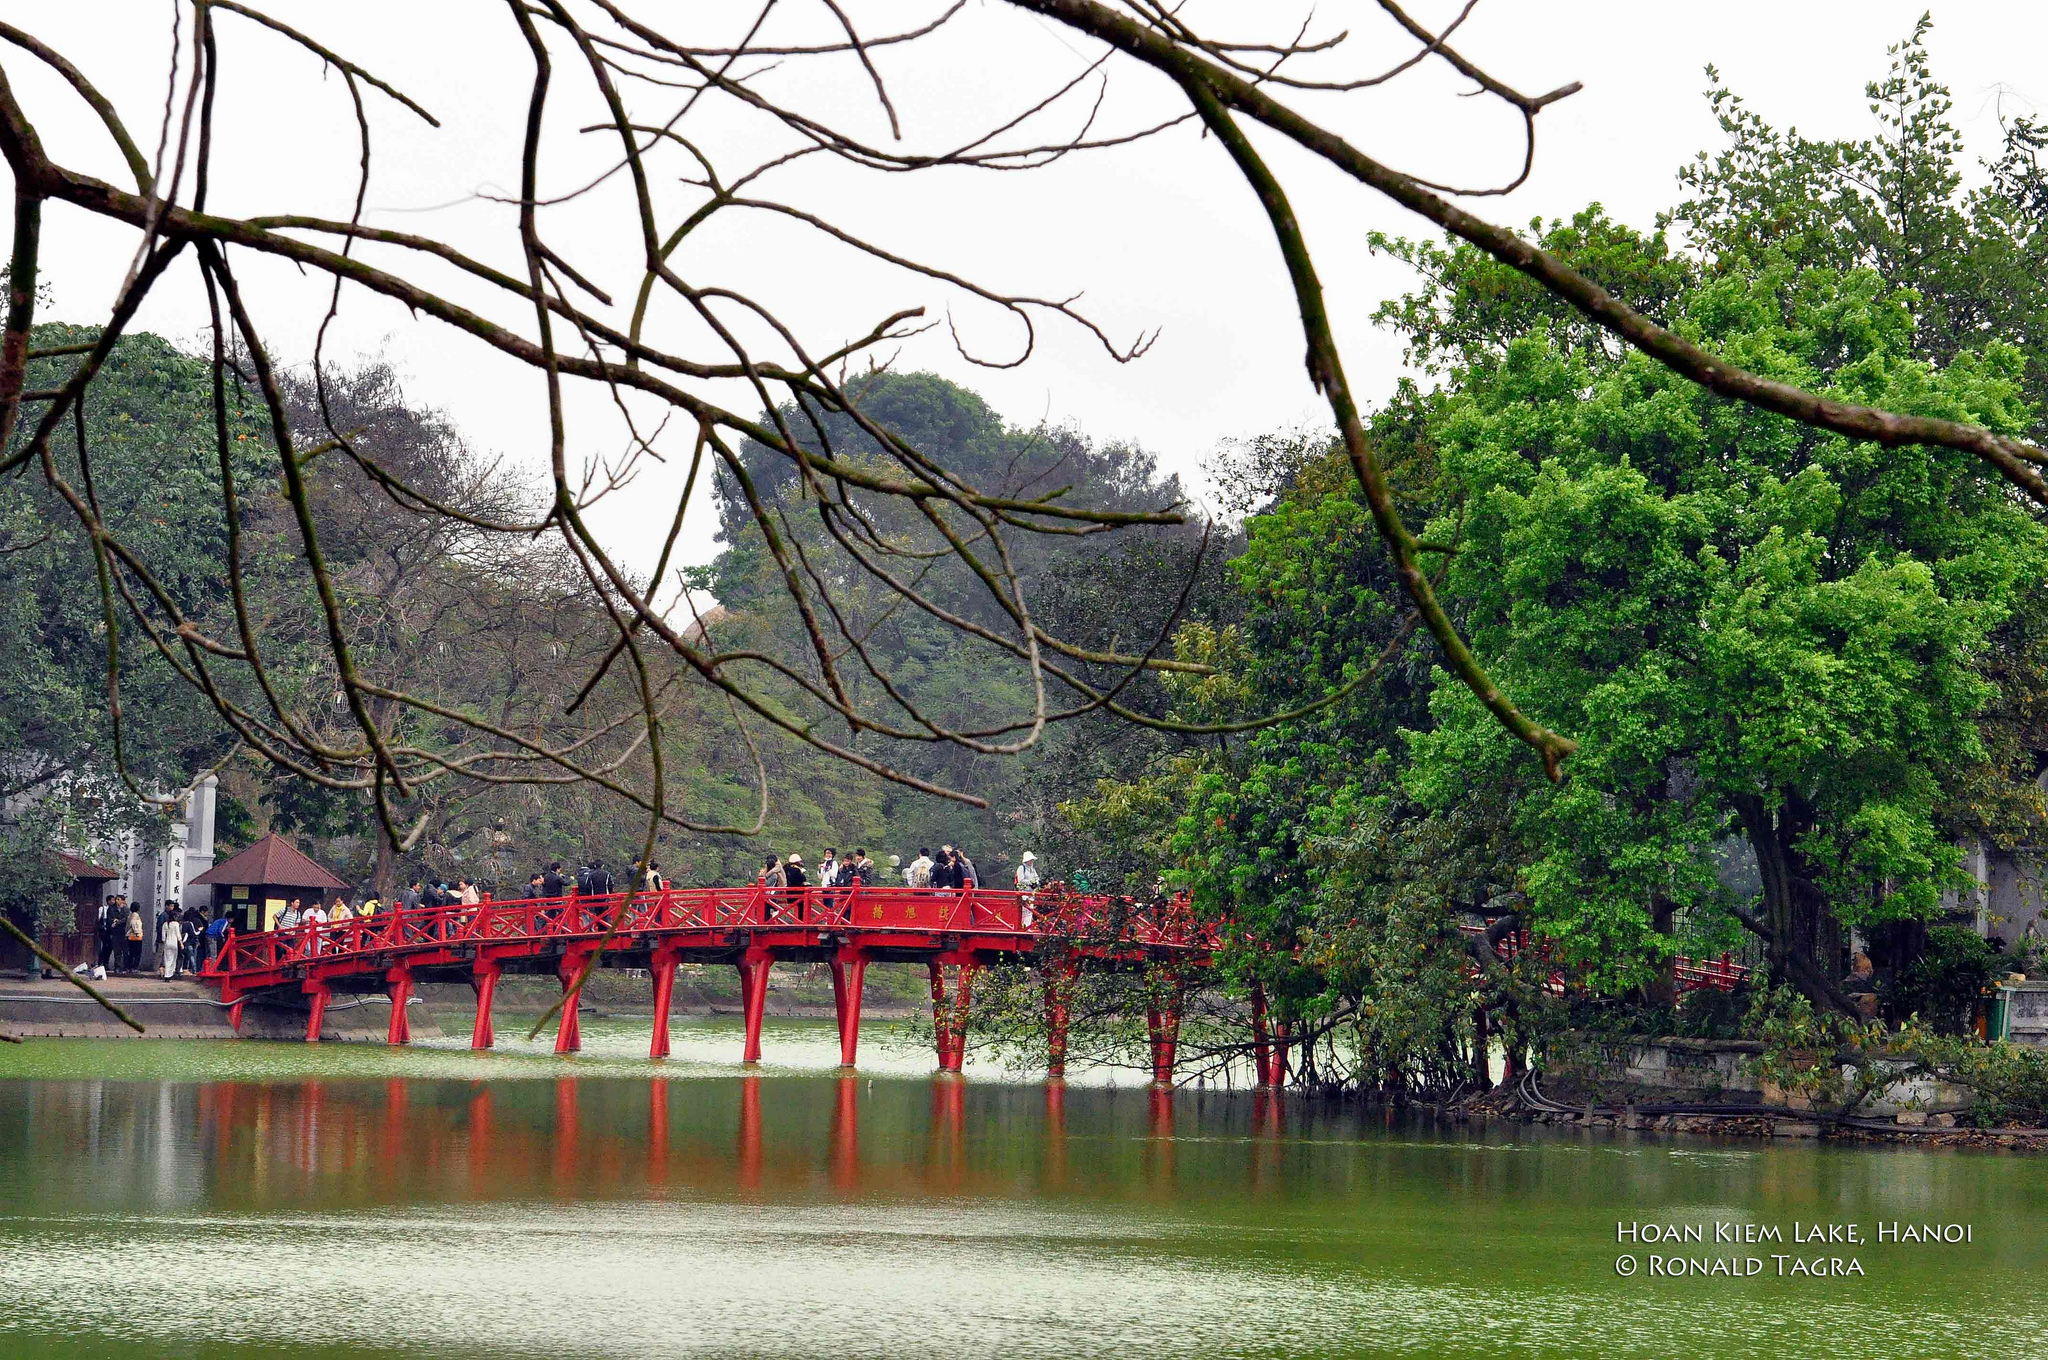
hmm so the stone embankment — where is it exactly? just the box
[0,964,920,1041]
[0,974,412,1041]
[1523,1035,2047,1150]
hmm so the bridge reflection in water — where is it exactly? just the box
[16,1073,1322,1211]
[11,1063,2047,1360]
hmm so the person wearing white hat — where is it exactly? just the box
[1014,851,1041,927]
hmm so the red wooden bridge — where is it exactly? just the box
[197,885,1749,1086]
[197,884,1222,1084]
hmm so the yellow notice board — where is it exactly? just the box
[263,899,287,932]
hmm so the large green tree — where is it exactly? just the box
[1076,26,2048,1080]
[2,327,263,909]
[1406,258,2043,1007]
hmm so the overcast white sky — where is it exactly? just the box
[7,2,2046,591]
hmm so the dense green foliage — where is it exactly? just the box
[690,370,1236,887]
[1038,25,2048,1092]
[2,327,263,929]
[1407,258,2042,1001]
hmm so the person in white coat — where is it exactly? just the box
[1014,851,1041,927]
[158,912,183,980]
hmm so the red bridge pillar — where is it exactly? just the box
[386,966,415,1046]
[303,979,330,1044]
[1251,984,1288,1088]
[1147,1001,1180,1089]
[649,945,681,1060]
[470,958,500,1050]
[831,947,868,1068]
[1266,1021,1291,1089]
[737,943,772,1065]
[555,945,596,1055]
[1146,968,1183,1089]
[928,957,977,1073]
[1044,959,1076,1082]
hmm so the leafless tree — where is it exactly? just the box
[4,1,2044,1024]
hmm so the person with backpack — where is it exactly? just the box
[396,880,421,941]
[432,882,460,938]
[532,867,559,931]
[906,848,934,890]
[1015,851,1041,927]
[205,910,230,969]
[782,853,808,922]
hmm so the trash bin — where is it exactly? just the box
[1986,985,2012,1043]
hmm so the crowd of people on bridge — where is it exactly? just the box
[756,844,1040,893]
[171,842,1053,963]
[748,844,1044,923]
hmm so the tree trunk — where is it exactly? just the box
[374,830,398,901]
[1470,1006,1492,1091]
[1645,892,1677,1010]
[1732,791,1860,1015]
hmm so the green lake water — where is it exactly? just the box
[0,1017,2042,1359]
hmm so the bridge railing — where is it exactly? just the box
[1453,922,1754,995]
[1672,952,1751,992]
[202,883,1218,980]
